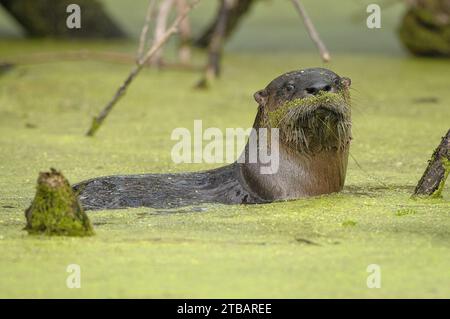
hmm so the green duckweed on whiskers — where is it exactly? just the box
[267,91,352,153]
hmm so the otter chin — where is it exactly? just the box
[75,67,352,210]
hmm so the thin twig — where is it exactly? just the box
[3,50,134,65]
[1,50,202,70]
[291,0,330,62]
[151,0,175,67]
[137,0,156,61]
[175,0,193,65]
[86,0,200,137]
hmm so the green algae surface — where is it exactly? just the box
[0,1,450,298]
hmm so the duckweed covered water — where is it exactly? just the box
[0,1,449,298]
[0,47,449,298]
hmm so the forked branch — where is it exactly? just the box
[86,0,200,137]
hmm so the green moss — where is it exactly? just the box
[431,158,450,198]
[395,208,417,216]
[268,91,348,128]
[342,220,357,227]
[398,6,450,56]
[25,169,94,237]
[86,117,100,136]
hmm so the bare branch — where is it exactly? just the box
[291,0,330,62]
[137,0,157,61]
[86,0,200,136]
[195,0,236,88]
[3,50,134,65]
[2,50,202,70]
[151,0,175,67]
[175,0,193,65]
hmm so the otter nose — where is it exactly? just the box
[305,82,332,95]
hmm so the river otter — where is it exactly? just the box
[74,68,352,210]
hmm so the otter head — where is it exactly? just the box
[254,68,352,154]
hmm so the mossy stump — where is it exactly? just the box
[25,168,94,236]
[414,129,450,197]
[398,0,450,57]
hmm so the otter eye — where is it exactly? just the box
[285,84,295,92]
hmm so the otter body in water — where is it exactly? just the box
[75,68,352,210]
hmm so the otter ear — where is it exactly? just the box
[253,89,268,106]
[341,77,351,88]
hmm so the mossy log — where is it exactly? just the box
[398,0,450,57]
[0,0,125,38]
[414,129,450,197]
[25,168,94,236]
